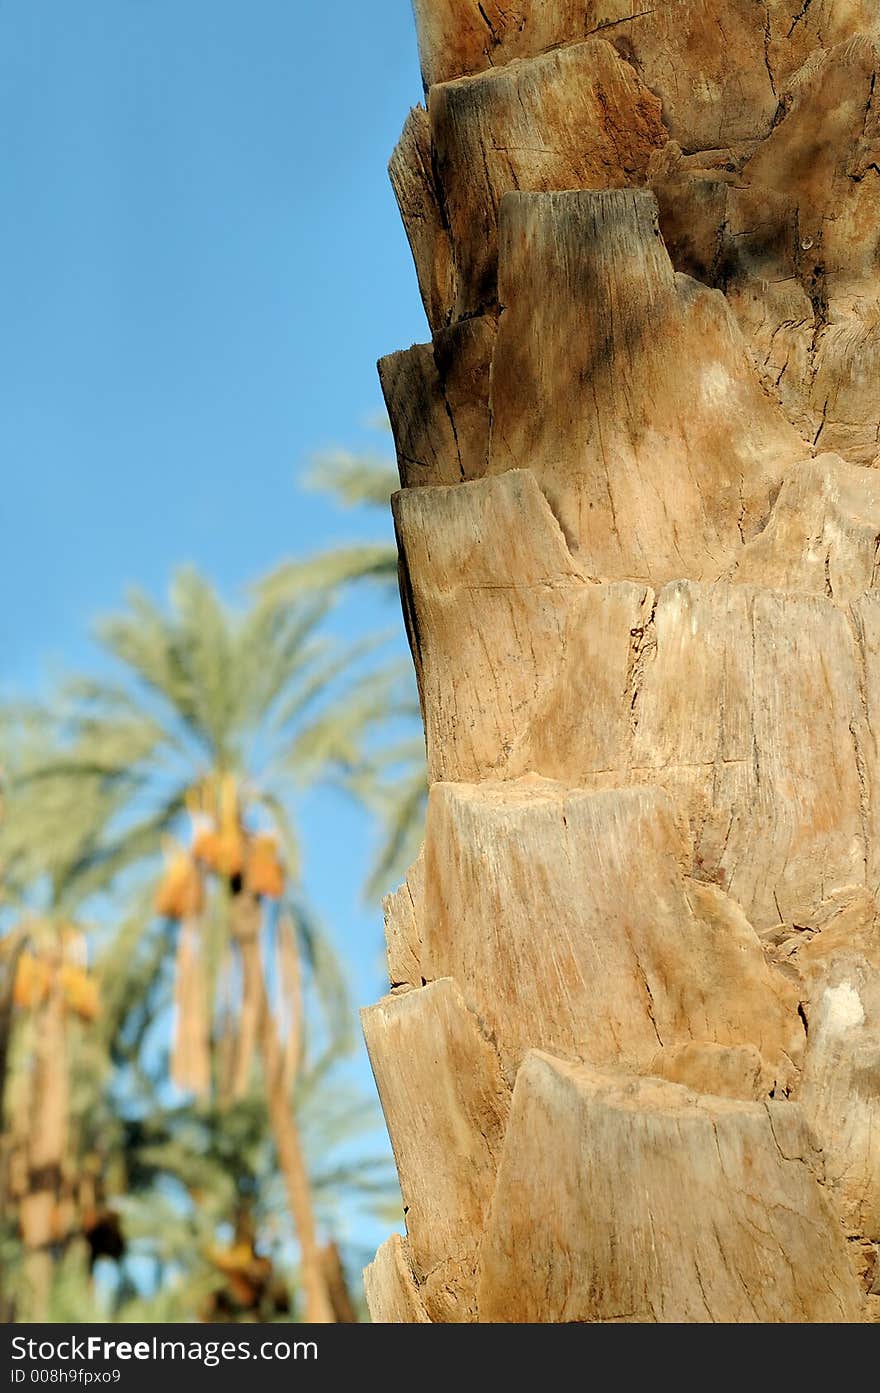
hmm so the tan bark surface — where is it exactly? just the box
[363,1234,431,1323]
[366,0,880,1321]
[363,978,509,1319]
[477,1054,861,1323]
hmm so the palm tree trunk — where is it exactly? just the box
[20,974,68,1322]
[230,895,334,1323]
[0,937,24,1322]
[0,933,25,1132]
[172,917,211,1097]
[363,1,880,1323]
[319,1241,357,1322]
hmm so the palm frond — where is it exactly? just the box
[258,546,398,606]
[306,450,399,508]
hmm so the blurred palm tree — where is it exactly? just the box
[4,570,403,1321]
[111,1064,397,1323]
[259,448,399,603]
[260,443,428,897]
[0,720,125,1322]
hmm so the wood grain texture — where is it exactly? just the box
[476,1054,862,1322]
[389,106,455,330]
[365,0,880,1323]
[381,850,425,991]
[423,781,803,1082]
[363,1235,431,1324]
[362,978,510,1321]
[411,1,852,138]
[777,890,880,1246]
[487,190,806,580]
[429,40,666,319]
[379,318,495,486]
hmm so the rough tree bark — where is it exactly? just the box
[363,0,880,1323]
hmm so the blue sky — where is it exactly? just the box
[0,1,428,1257]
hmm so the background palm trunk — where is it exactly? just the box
[362,0,880,1323]
[231,895,335,1323]
[171,918,211,1098]
[20,973,68,1322]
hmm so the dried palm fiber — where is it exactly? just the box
[277,914,302,1091]
[245,833,285,899]
[171,917,211,1097]
[214,947,238,1104]
[229,890,262,1100]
